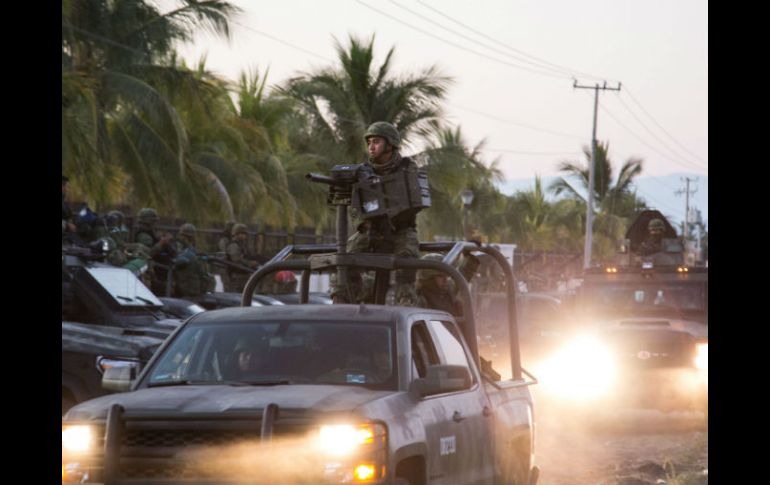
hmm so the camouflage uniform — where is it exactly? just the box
[217,222,235,253]
[639,218,665,255]
[332,122,422,305]
[171,224,215,298]
[106,210,130,247]
[415,253,479,317]
[133,208,159,249]
[225,224,266,293]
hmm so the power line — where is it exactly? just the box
[449,103,585,140]
[483,148,583,156]
[232,21,331,62]
[614,94,705,168]
[388,0,574,79]
[623,87,707,166]
[415,0,612,84]
[354,0,573,80]
[597,100,706,172]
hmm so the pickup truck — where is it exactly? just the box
[63,242,539,485]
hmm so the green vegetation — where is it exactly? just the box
[62,0,651,261]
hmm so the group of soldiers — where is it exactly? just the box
[62,121,482,312]
[62,178,287,299]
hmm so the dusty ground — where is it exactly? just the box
[533,391,708,485]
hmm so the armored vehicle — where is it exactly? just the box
[62,246,186,413]
[533,210,707,412]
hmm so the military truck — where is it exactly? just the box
[62,164,539,485]
[62,246,188,413]
[533,210,707,412]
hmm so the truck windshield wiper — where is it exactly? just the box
[135,296,155,305]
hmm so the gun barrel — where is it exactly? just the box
[306,173,340,186]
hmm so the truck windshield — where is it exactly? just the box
[581,281,707,320]
[146,321,397,390]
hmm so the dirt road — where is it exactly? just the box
[533,391,708,485]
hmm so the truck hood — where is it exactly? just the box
[61,321,165,357]
[599,317,707,340]
[65,384,394,421]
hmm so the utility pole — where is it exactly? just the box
[573,80,621,269]
[676,177,698,240]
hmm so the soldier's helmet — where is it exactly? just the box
[232,223,249,237]
[106,210,124,227]
[179,223,197,238]
[364,121,400,148]
[417,253,447,281]
[648,218,665,232]
[137,208,159,224]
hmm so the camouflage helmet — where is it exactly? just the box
[364,121,400,148]
[137,207,159,224]
[178,223,197,238]
[648,218,665,231]
[417,253,447,281]
[232,223,249,237]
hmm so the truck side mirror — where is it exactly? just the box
[409,364,472,398]
[102,366,136,392]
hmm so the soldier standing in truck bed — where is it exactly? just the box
[331,122,423,306]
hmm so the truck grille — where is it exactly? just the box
[115,419,315,480]
[606,328,696,369]
[123,428,256,448]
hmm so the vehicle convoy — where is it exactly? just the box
[532,210,708,411]
[63,164,539,485]
[62,246,189,413]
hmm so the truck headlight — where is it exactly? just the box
[537,335,617,401]
[695,343,708,370]
[62,425,94,454]
[319,424,377,456]
[319,423,387,482]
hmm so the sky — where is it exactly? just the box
[172,0,708,220]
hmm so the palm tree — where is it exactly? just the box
[417,126,505,240]
[281,34,452,166]
[62,0,242,216]
[548,141,648,259]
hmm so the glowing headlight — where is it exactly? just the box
[319,424,376,456]
[537,335,617,401]
[695,343,708,370]
[62,425,94,454]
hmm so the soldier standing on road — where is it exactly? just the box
[133,208,160,249]
[226,223,268,292]
[217,221,236,253]
[171,223,215,298]
[331,121,423,305]
[149,230,177,295]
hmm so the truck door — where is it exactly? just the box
[428,319,495,484]
[410,321,460,484]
